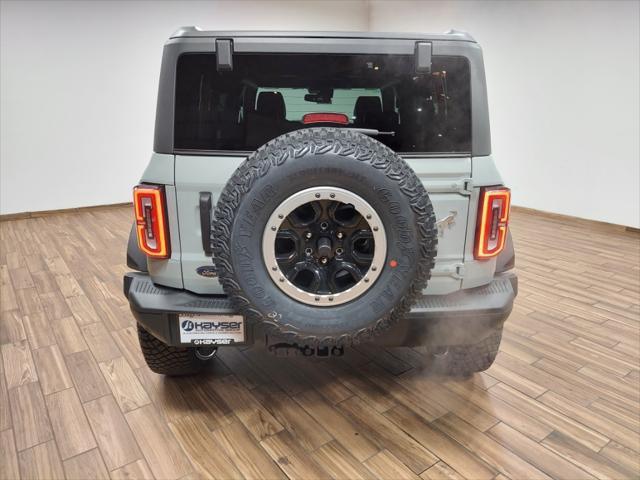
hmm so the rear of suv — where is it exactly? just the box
[124,28,517,376]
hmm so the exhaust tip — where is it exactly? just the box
[430,346,449,358]
[195,347,217,361]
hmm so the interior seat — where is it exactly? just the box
[256,92,286,119]
[245,92,292,148]
[353,96,384,129]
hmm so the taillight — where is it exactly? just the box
[133,185,170,259]
[474,187,511,259]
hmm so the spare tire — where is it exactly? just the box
[212,128,437,346]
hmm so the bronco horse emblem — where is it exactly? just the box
[436,210,458,237]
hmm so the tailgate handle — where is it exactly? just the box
[199,192,213,256]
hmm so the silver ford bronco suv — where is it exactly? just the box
[124,28,517,376]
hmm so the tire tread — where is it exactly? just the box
[137,324,205,376]
[433,328,502,376]
[212,128,438,347]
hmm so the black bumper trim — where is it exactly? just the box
[124,271,517,347]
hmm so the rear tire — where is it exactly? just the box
[429,327,502,376]
[137,324,208,376]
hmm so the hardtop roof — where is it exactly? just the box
[170,27,476,43]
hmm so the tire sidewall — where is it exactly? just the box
[215,129,436,345]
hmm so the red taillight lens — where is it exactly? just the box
[474,187,511,259]
[302,112,349,125]
[133,185,170,259]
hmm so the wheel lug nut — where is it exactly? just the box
[320,257,328,264]
[336,232,343,239]
[330,193,335,198]
[373,226,379,231]
[279,277,285,282]
[305,232,312,239]
[364,278,370,283]
[315,193,321,198]
[271,266,278,271]
[366,214,372,220]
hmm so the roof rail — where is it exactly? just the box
[168,27,476,43]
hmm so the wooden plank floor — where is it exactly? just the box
[1,206,638,480]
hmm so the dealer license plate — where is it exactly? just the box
[178,314,245,345]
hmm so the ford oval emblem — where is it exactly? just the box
[196,266,217,278]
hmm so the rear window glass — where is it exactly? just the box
[174,53,471,153]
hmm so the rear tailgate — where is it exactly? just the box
[175,153,470,296]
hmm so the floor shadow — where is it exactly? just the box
[153,343,495,426]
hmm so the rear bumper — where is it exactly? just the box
[123,271,517,347]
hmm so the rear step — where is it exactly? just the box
[124,272,516,317]
[124,272,516,348]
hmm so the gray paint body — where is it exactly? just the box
[140,152,503,295]
[138,29,508,300]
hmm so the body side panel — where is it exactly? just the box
[140,153,175,185]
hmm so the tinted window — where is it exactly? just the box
[255,87,382,122]
[174,53,471,153]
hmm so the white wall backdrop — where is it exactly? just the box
[369,0,640,228]
[1,0,639,228]
[0,0,368,215]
